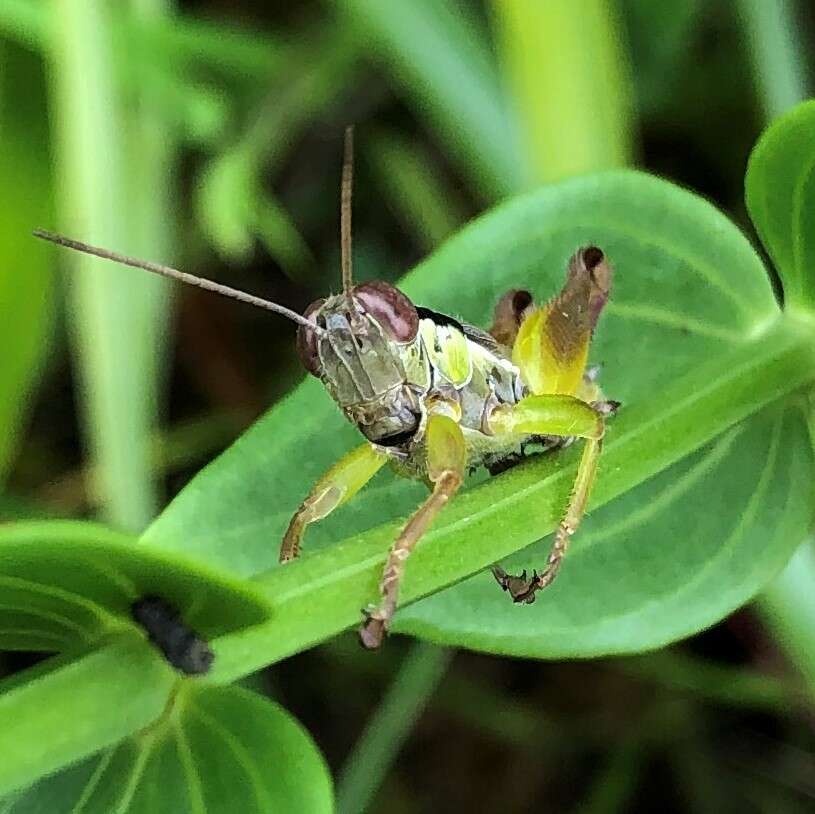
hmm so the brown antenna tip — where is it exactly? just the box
[33,229,325,334]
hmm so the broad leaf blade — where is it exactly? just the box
[745,99,815,311]
[0,521,270,653]
[5,685,333,814]
[146,170,810,659]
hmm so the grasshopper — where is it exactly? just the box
[35,128,616,649]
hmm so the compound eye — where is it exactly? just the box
[353,282,419,342]
[296,299,325,376]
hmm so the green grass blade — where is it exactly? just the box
[368,129,466,251]
[737,0,810,120]
[336,643,452,814]
[491,0,634,183]
[195,28,357,271]
[0,42,54,483]
[123,0,177,500]
[47,3,167,531]
[617,651,799,713]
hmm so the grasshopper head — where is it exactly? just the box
[294,128,429,447]
[296,283,428,445]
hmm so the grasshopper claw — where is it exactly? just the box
[491,565,542,604]
[492,565,510,588]
[359,609,388,650]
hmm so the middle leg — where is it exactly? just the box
[359,411,466,649]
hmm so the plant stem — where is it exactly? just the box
[737,0,815,695]
[336,643,452,814]
[322,637,556,746]
[579,739,642,814]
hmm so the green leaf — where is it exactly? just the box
[146,170,781,567]
[3,684,333,813]
[745,99,815,312]
[145,169,815,664]
[0,638,176,798]
[0,521,270,653]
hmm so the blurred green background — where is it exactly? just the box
[1,1,814,811]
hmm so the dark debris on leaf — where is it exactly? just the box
[131,595,214,675]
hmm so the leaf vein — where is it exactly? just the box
[114,737,158,814]
[186,699,272,812]
[69,748,115,814]
[173,716,207,814]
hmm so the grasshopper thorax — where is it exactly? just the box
[296,282,430,446]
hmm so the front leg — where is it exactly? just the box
[488,394,609,603]
[359,411,466,649]
[280,443,388,562]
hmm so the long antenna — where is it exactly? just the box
[341,125,354,296]
[33,230,325,334]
